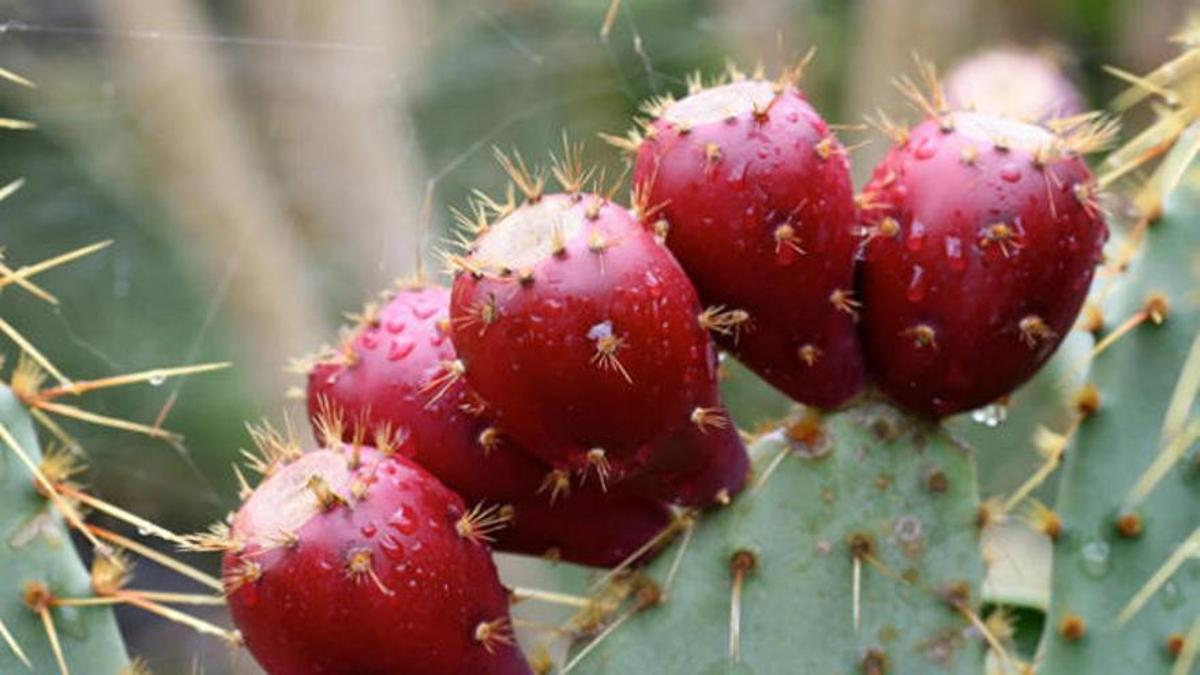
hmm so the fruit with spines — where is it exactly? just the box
[449,174,748,503]
[629,66,867,409]
[223,440,531,675]
[858,67,1110,417]
[306,282,672,567]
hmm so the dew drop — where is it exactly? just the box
[360,332,378,350]
[413,305,437,320]
[1000,164,1022,183]
[384,318,406,334]
[970,403,1007,428]
[914,137,937,160]
[387,338,415,361]
[1078,539,1110,578]
[148,372,166,387]
[360,523,377,538]
[906,265,927,303]
[944,236,966,270]
[389,505,418,535]
[380,535,406,561]
[907,220,926,252]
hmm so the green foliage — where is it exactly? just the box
[0,385,128,674]
[1039,131,1200,674]
[569,402,985,674]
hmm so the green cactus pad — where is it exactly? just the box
[569,402,985,674]
[0,385,129,674]
[1039,132,1200,674]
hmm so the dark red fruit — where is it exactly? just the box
[224,443,531,675]
[631,74,866,409]
[307,284,545,502]
[499,486,673,565]
[450,185,748,498]
[858,106,1108,417]
[307,283,673,565]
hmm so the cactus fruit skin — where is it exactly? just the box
[569,403,985,674]
[0,385,129,673]
[858,111,1106,418]
[632,78,867,409]
[1039,139,1200,674]
[944,49,1085,122]
[224,444,531,675]
[450,192,748,499]
[307,283,673,566]
[308,284,547,502]
[500,488,672,566]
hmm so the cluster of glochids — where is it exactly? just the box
[219,56,1114,674]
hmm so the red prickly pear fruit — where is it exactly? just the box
[450,188,744,485]
[223,443,531,675]
[500,484,673,566]
[945,48,1084,122]
[628,414,750,508]
[858,107,1109,418]
[630,74,867,409]
[306,284,676,567]
[307,283,546,501]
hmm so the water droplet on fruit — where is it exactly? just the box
[148,372,166,386]
[360,523,377,538]
[944,236,966,270]
[907,221,926,252]
[389,506,418,535]
[970,403,1007,427]
[388,338,415,361]
[413,304,437,320]
[1000,164,1022,182]
[385,318,406,334]
[1079,539,1110,578]
[914,137,937,160]
[360,332,378,350]
[906,265,927,303]
[380,535,405,561]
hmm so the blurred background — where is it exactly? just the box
[0,0,1190,671]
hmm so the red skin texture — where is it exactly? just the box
[858,111,1106,417]
[500,487,672,564]
[626,419,750,508]
[308,285,545,501]
[451,193,746,491]
[224,446,530,675]
[307,284,673,565]
[634,80,866,409]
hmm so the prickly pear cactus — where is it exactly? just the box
[1039,128,1200,674]
[0,385,129,674]
[569,402,985,674]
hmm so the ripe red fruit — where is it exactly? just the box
[858,102,1109,417]
[450,182,747,497]
[500,486,674,565]
[224,443,531,675]
[307,283,673,566]
[307,284,546,502]
[630,72,866,409]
